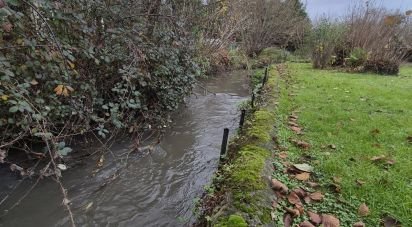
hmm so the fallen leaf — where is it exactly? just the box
[358,203,370,216]
[284,213,293,227]
[285,207,300,217]
[289,114,298,120]
[307,211,321,225]
[309,191,324,201]
[382,215,402,227]
[278,152,288,159]
[293,163,314,173]
[293,188,307,199]
[296,172,310,181]
[272,200,278,209]
[288,192,302,205]
[303,196,312,204]
[299,221,315,227]
[30,79,39,85]
[329,144,337,149]
[54,85,64,95]
[291,126,302,134]
[353,221,365,227]
[307,182,320,188]
[322,214,340,227]
[288,121,299,127]
[356,179,366,186]
[386,159,396,165]
[295,204,305,215]
[371,155,386,162]
[271,179,289,194]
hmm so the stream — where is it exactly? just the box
[0,71,249,227]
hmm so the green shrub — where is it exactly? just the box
[347,48,368,67]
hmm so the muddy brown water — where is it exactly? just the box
[0,71,249,227]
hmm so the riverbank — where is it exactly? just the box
[197,63,412,226]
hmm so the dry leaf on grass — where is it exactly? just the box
[307,182,320,188]
[307,211,322,225]
[291,126,302,134]
[322,214,340,227]
[299,221,315,227]
[293,163,314,172]
[293,188,307,199]
[288,121,299,127]
[271,179,289,194]
[382,215,402,227]
[295,172,311,181]
[358,203,370,216]
[278,152,288,159]
[285,207,301,217]
[370,155,386,162]
[356,179,366,186]
[284,213,293,227]
[288,192,302,205]
[353,221,365,227]
[309,191,324,201]
[272,200,278,209]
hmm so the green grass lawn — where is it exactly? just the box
[277,63,412,224]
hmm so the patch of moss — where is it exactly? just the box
[215,215,248,227]
[230,145,269,189]
[246,111,274,143]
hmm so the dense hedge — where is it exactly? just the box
[0,0,202,161]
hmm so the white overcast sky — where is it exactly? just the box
[303,0,412,19]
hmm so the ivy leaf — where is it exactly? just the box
[9,106,18,113]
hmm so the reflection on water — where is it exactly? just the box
[0,71,249,227]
